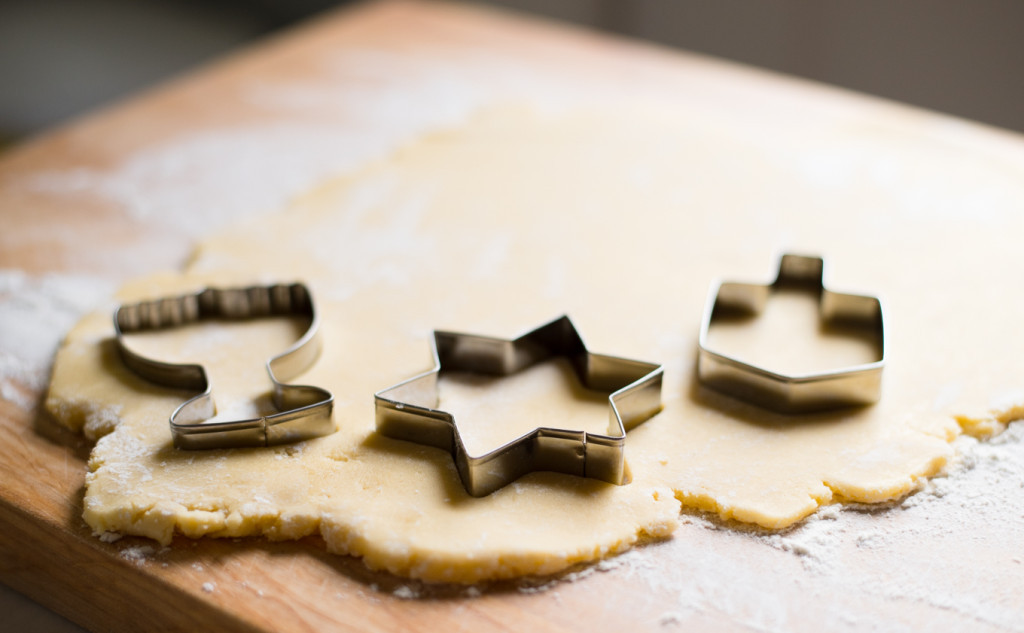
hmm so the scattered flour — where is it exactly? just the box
[529,421,1024,633]
[0,270,113,410]
[119,545,155,566]
[17,49,663,257]
[20,53,568,242]
[392,586,419,600]
[24,125,395,237]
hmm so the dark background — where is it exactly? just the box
[2,0,1023,148]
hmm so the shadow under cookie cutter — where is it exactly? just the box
[114,283,335,449]
[697,253,885,413]
[374,316,664,497]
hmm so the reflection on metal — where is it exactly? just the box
[114,283,334,449]
[374,316,663,497]
[698,254,885,413]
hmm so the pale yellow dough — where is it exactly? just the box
[47,106,1024,582]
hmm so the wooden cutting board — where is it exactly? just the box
[3,2,1024,631]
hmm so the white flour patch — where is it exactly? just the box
[24,125,396,238]
[759,503,845,573]
[561,422,1024,632]
[119,545,155,566]
[392,585,419,600]
[0,270,114,409]
[22,52,599,246]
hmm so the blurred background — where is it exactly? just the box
[2,0,1024,149]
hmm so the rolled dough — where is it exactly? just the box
[46,106,1024,582]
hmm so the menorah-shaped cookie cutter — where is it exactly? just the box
[114,283,334,449]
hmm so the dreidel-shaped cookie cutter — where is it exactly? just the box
[374,316,664,497]
[114,283,335,449]
[697,254,885,412]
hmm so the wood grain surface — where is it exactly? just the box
[2,2,1024,632]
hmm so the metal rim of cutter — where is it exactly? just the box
[114,283,335,449]
[697,253,885,413]
[373,315,664,497]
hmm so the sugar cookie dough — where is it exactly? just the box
[47,106,1024,581]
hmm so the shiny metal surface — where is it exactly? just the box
[374,316,663,497]
[697,254,885,413]
[114,283,334,449]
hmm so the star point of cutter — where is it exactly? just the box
[373,316,664,497]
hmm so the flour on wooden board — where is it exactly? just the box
[0,270,114,410]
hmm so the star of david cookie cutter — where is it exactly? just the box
[114,283,335,449]
[374,316,664,497]
[697,254,885,413]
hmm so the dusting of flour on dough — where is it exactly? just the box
[46,399,123,441]
[22,51,621,246]
[25,126,399,236]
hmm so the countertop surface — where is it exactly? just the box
[2,2,1024,632]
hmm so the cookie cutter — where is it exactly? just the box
[374,316,663,497]
[114,283,335,449]
[697,253,885,412]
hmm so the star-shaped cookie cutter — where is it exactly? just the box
[697,253,885,413]
[374,316,664,497]
[114,283,335,449]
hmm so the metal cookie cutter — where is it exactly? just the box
[114,283,335,449]
[697,254,885,413]
[374,316,663,497]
